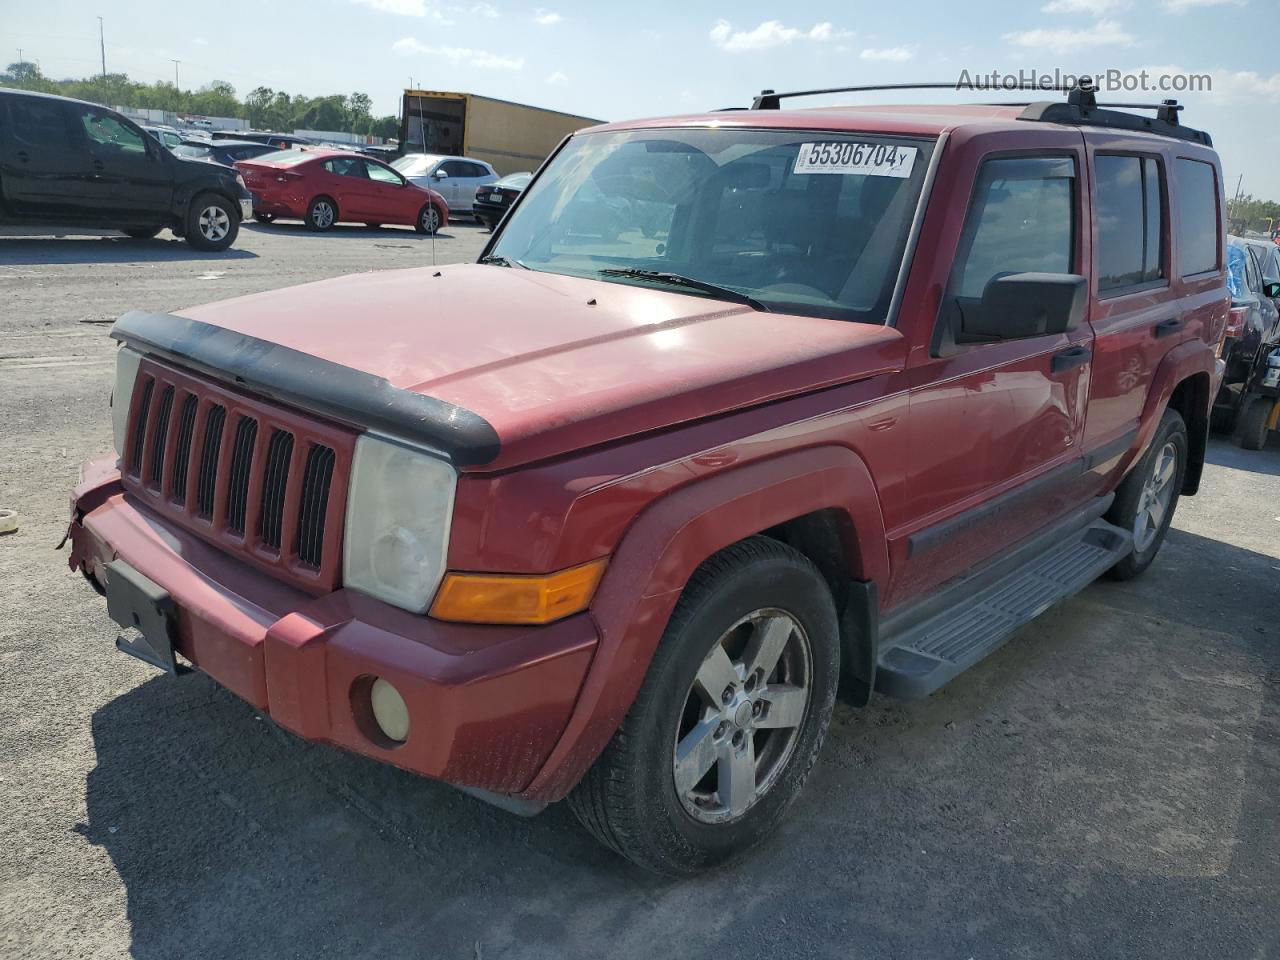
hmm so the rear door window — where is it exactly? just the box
[324,156,368,178]
[1174,158,1220,276]
[951,156,1076,300]
[1095,155,1165,292]
[7,97,75,150]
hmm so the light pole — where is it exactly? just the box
[171,58,180,90]
[98,16,106,77]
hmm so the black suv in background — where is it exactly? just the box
[0,89,252,251]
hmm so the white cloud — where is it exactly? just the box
[1002,19,1134,53]
[534,8,562,24]
[545,70,568,85]
[1119,63,1280,101]
[353,0,426,15]
[391,37,524,69]
[859,46,915,62]
[709,19,851,52]
[1041,0,1127,12]
[470,2,499,16]
[1161,0,1245,10]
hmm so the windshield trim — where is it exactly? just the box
[478,124,942,327]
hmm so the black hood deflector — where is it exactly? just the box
[111,311,500,466]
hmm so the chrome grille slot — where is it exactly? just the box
[258,429,294,550]
[297,444,336,569]
[196,404,226,519]
[148,385,175,487]
[170,394,198,505]
[129,378,154,475]
[226,416,258,535]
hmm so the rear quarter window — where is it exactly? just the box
[7,97,74,150]
[1174,158,1220,276]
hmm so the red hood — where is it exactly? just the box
[177,264,906,468]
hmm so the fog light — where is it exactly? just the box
[369,678,410,743]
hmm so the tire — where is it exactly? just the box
[306,196,337,231]
[415,204,441,235]
[253,212,276,224]
[1106,408,1187,581]
[1236,395,1273,451]
[185,193,238,252]
[568,536,840,875]
[122,226,163,239]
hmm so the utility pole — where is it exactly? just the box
[171,58,180,90]
[98,17,106,77]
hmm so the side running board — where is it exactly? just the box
[875,518,1133,699]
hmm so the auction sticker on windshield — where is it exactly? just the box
[793,142,917,178]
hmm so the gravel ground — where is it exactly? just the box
[1,222,1278,960]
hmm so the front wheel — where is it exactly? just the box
[568,536,839,875]
[185,194,238,251]
[1106,408,1187,580]
[415,204,441,235]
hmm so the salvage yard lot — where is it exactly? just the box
[2,224,1278,959]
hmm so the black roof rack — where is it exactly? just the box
[749,77,1212,146]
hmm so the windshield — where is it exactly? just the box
[392,154,442,176]
[489,128,933,322]
[497,172,532,189]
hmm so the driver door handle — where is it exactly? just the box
[1154,317,1184,338]
[1051,345,1092,373]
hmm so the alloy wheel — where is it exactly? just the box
[421,207,440,232]
[198,205,230,242]
[312,202,335,229]
[1134,440,1178,552]
[673,608,811,824]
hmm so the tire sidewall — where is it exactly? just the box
[1237,396,1272,450]
[623,550,839,872]
[1110,409,1187,575]
[185,193,238,251]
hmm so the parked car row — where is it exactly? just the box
[1214,235,1280,447]
[0,88,495,249]
[0,87,251,250]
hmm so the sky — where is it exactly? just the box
[5,0,1279,198]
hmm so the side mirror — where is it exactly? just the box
[1263,280,1280,299]
[432,169,448,179]
[961,272,1088,342]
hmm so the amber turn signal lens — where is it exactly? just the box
[430,558,608,625]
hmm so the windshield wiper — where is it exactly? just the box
[478,255,531,269]
[597,268,770,312]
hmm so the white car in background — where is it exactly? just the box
[390,154,497,216]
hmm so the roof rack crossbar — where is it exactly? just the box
[748,78,1210,146]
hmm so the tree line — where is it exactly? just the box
[1,62,400,139]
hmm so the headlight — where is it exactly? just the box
[343,434,456,614]
[111,346,143,457]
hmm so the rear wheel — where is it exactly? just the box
[1236,395,1274,451]
[185,193,238,251]
[1106,408,1187,580]
[415,204,441,235]
[568,536,839,875]
[122,226,163,239]
[306,196,337,231]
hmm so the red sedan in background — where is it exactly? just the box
[235,150,449,234]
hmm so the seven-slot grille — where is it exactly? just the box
[121,356,356,594]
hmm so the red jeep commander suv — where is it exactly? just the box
[69,82,1228,874]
